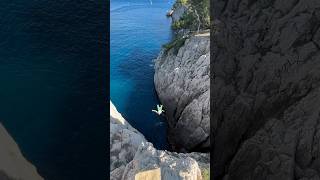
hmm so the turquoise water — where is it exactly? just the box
[110,0,173,149]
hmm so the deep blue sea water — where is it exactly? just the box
[0,1,106,180]
[110,0,173,150]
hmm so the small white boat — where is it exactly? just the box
[166,10,174,16]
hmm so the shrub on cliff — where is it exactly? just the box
[171,12,196,30]
[173,0,188,8]
[176,0,188,5]
[172,0,210,31]
[189,0,209,29]
[162,36,187,54]
[201,168,210,180]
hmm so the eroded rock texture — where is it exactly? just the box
[212,0,320,179]
[154,33,210,152]
[122,142,203,180]
[110,102,147,173]
[110,101,209,180]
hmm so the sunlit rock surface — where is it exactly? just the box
[0,123,43,180]
[110,101,209,180]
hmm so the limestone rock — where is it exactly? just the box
[109,102,209,180]
[110,101,147,171]
[122,142,203,180]
[0,123,43,180]
[154,33,210,151]
[134,168,161,180]
[110,165,126,180]
[212,0,320,179]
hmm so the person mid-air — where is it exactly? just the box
[152,104,165,115]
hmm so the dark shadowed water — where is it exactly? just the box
[110,0,173,150]
[0,1,106,180]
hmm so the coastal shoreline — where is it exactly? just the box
[154,0,210,153]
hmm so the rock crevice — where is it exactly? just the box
[109,101,209,180]
[154,33,210,152]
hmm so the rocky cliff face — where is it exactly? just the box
[171,4,187,23]
[110,102,147,174]
[212,0,320,179]
[0,123,43,180]
[154,33,210,152]
[109,101,209,180]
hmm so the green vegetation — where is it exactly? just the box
[172,12,196,30]
[162,36,187,54]
[176,0,188,5]
[173,0,188,8]
[163,0,210,55]
[172,0,210,31]
[201,168,210,180]
[190,0,210,29]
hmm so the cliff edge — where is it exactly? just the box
[154,0,210,152]
[110,101,209,180]
[0,123,43,180]
[154,32,210,152]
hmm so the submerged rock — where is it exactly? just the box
[0,123,43,180]
[109,101,209,180]
[154,33,210,151]
[212,0,320,179]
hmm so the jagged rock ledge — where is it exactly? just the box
[110,101,209,180]
[0,123,43,180]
